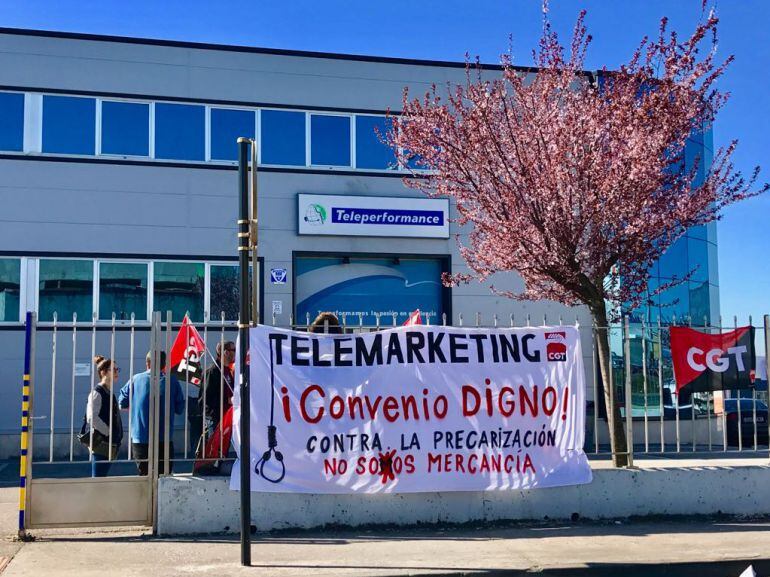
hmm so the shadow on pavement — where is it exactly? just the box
[30,517,770,545]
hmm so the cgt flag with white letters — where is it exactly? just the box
[671,326,756,393]
[231,325,592,494]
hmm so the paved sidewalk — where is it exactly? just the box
[3,517,770,577]
[3,459,770,576]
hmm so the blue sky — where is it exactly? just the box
[2,0,767,325]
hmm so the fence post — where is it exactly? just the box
[69,313,77,461]
[623,315,634,467]
[164,312,172,475]
[590,321,599,454]
[49,312,57,462]
[149,312,161,532]
[17,311,36,540]
[657,316,665,453]
[765,315,770,461]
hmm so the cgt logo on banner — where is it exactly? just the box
[230,325,592,494]
[671,326,757,393]
[545,331,567,362]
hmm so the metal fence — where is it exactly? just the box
[25,311,770,480]
[28,311,238,479]
[588,316,770,460]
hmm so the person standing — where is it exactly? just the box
[201,341,235,435]
[119,351,184,475]
[308,312,343,334]
[84,355,123,477]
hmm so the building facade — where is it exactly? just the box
[0,29,718,456]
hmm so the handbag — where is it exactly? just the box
[77,417,119,459]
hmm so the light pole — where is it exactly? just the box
[237,137,252,566]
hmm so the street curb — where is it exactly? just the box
[391,559,769,577]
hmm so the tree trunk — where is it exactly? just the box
[590,302,629,467]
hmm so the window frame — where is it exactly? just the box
[40,93,97,157]
[207,105,258,164]
[19,256,263,326]
[151,259,207,323]
[96,260,151,322]
[0,256,26,325]
[5,88,426,173]
[353,113,400,172]
[152,101,207,162]
[309,111,354,168]
[96,98,152,159]
[258,107,308,168]
[0,91,26,152]
[35,257,97,324]
[205,259,264,323]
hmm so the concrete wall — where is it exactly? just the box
[157,464,770,534]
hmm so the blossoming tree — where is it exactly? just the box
[388,10,765,466]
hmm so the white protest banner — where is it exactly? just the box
[231,325,592,493]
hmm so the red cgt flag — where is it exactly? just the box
[169,316,206,385]
[671,326,756,393]
[402,309,423,326]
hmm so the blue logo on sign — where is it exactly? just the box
[270,268,287,284]
[331,207,444,226]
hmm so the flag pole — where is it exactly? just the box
[237,137,252,566]
[250,139,259,325]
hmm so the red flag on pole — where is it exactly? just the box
[403,309,423,326]
[193,406,233,474]
[169,316,206,385]
[670,326,756,393]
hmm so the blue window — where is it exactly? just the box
[38,259,93,322]
[406,152,426,170]
[0,258,21,322]
[154,103,205,161]
[98,262,148,321]
[311,114,350,166]
[210,264,239,320]
[657,280,689,323]
[657,237,688,281]
[42,95,95,155]
[355,116,395,170]
[0,92,24,152]
[686,236,709,283]
[211,108,255,161]
[101,101,149,157]
[260,110,305,166]
[688,280,712,324]
[153,261,205,323]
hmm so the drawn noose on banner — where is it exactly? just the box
[254,336,286,483]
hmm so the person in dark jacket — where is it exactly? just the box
[86,355,124,477]
[201,341,235,434]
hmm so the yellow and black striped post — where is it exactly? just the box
[18,311,34,540]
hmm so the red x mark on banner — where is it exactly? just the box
[378,449,397,484]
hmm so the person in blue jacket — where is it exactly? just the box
[119,351,184,475]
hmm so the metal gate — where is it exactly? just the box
[19,312,167,531]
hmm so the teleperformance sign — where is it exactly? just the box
[231,325,592,494]
[298,193,449,239]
